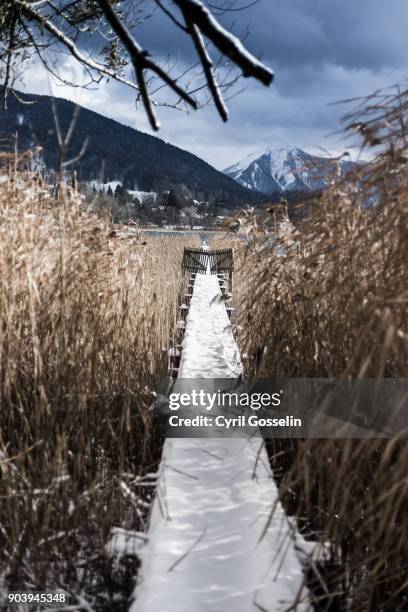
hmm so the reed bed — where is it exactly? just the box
[0,156,196,608]
[236,88,408,610]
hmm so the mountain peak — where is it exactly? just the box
[263,144,299,154]
[223,145,354,194]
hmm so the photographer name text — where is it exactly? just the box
[168,415,302,429]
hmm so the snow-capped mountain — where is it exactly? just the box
[223,145,355,194]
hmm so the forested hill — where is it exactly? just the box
[0,90,267,206]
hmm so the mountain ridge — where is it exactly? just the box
[224,144,357,194]
[0,90,268,207]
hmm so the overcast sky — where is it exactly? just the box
[21,0,408,170]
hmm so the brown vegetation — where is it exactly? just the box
[0,154,197,607]
[236,87,408,610]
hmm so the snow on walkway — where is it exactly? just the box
[131,271,309,612]
[178,273,242,378]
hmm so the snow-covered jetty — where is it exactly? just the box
[131,260,309,611]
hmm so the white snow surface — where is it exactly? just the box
[179,273,242,378]
[224,145,311,192]
[224,144,352,193]
[87,181,157,202]
[224,148,268,176]
[131,268,309,612]
[127,190,158,203]
[88,179,122,193]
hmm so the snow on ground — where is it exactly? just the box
[131,263,309,611]
[88,179,122,193]
[87,180,157,202]
[127,190,157,203]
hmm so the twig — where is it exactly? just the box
[167,523,207,572]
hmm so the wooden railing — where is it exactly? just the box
[182,248,233,274]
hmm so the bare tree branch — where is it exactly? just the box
[3,0,273,129]
[13,0,141,91]
[97,0,198,130]
[185,16,228,121]
[155,0,188,32]
[171,0,273,85]
[3,9,18,108]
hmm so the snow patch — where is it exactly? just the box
[89,179,122,193]
[128,190,157,203]
[224,145,353,194]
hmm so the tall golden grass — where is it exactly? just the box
[236,88,408,610]
[0,154,197,605]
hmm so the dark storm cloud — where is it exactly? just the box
[131,1,408,73]
[22,0,408,168]
[242,0,408,71]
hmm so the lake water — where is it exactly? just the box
[141,229,217,243]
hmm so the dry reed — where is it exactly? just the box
[0,153,196,607]
[236,87,408,610]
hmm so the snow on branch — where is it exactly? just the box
[172,0,274,85]
[14,0,140,92]
[98,0,198,131]
[8,0,273,130]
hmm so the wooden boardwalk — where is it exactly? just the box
[131,258,310,612]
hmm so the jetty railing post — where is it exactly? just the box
[182,247,233,277]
